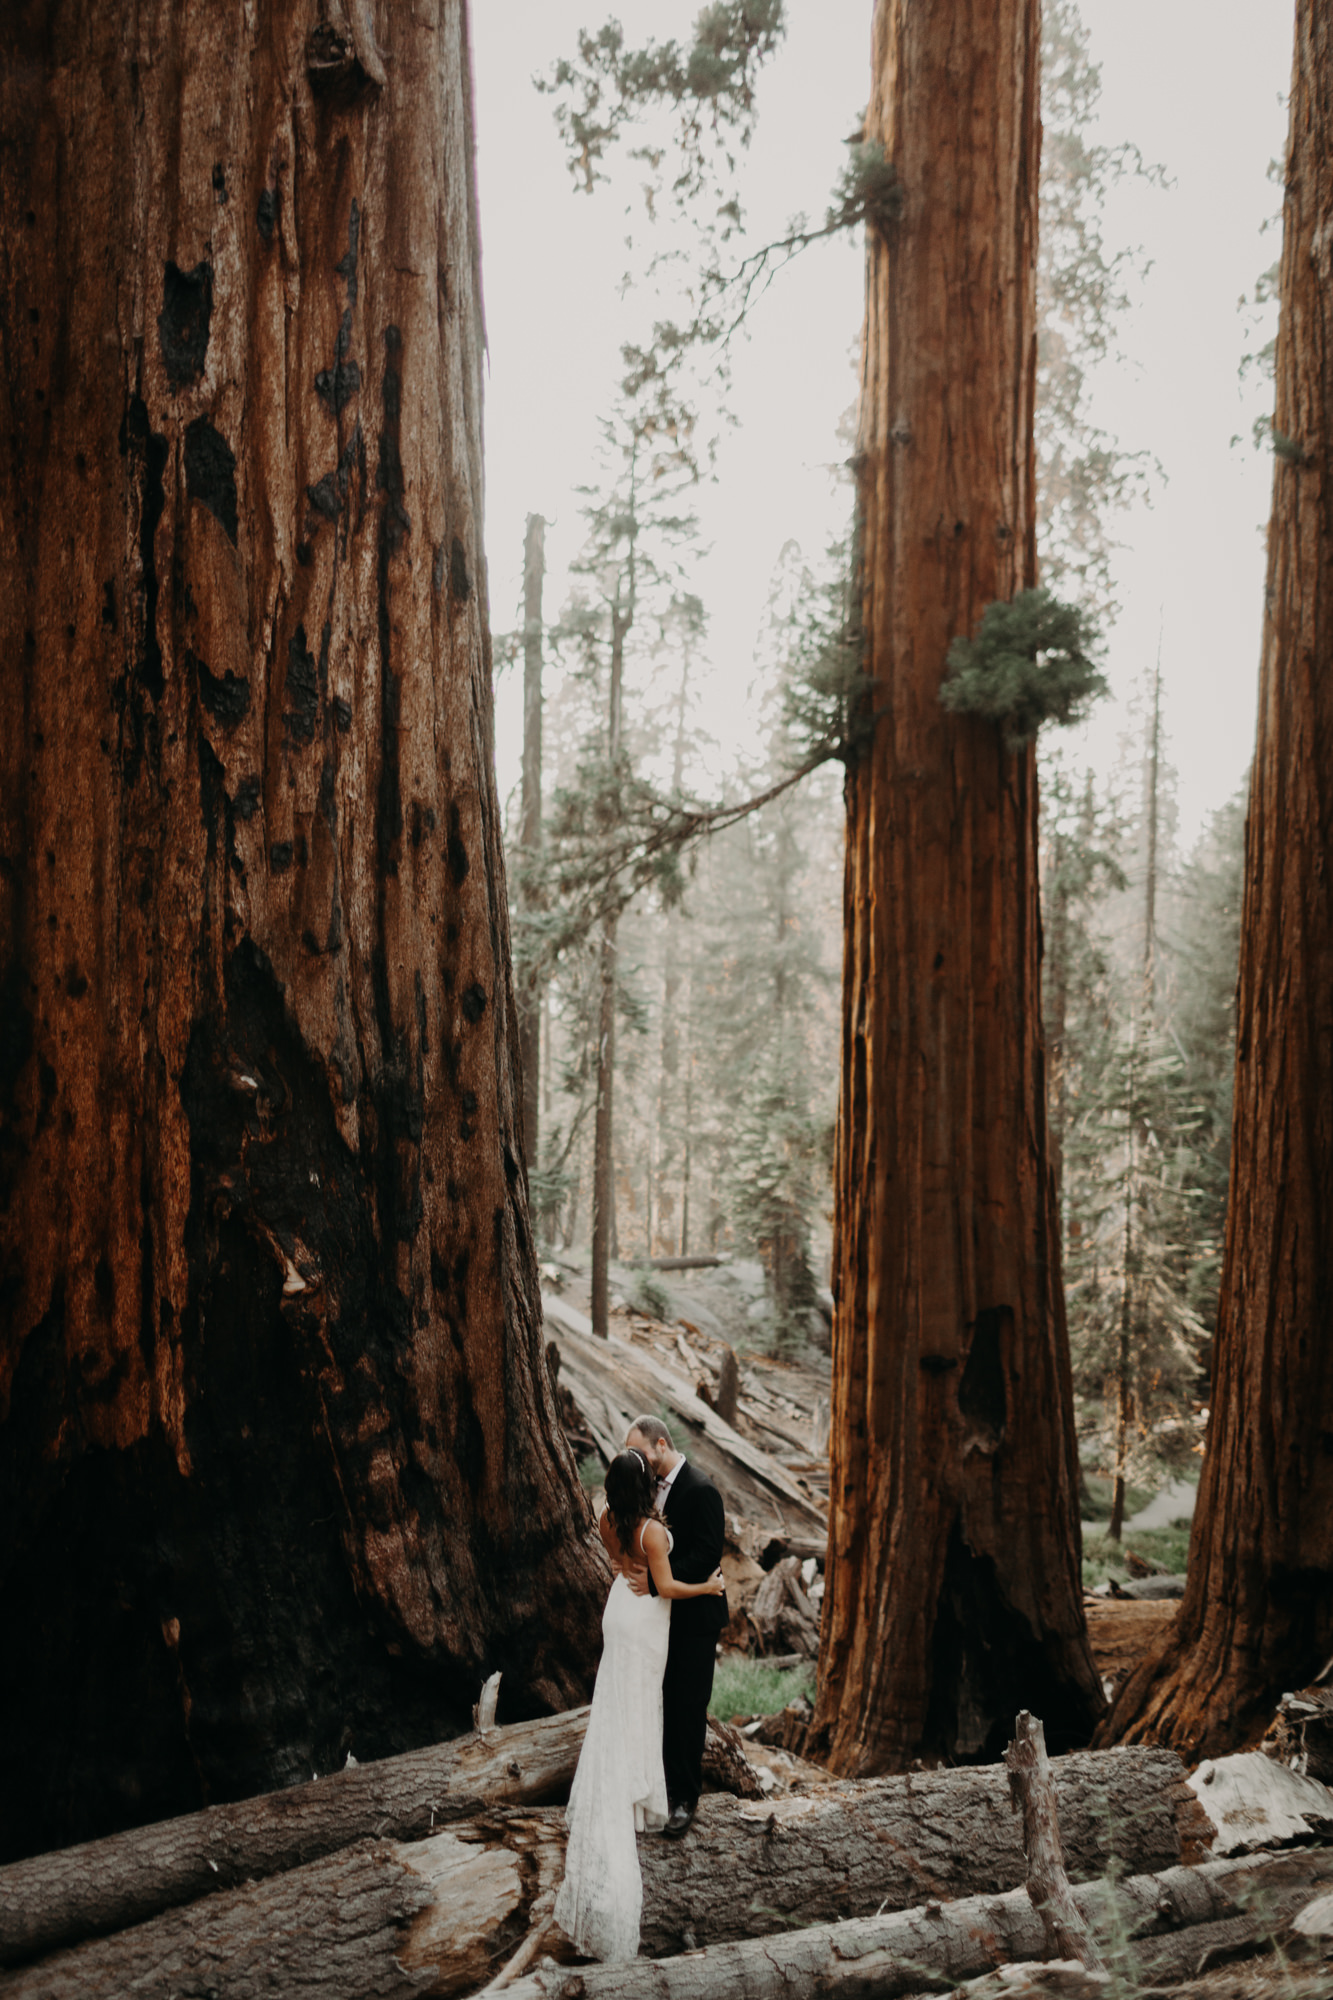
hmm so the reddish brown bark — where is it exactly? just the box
[517,512,545,1177]
[811,0,1102,1775]
[0,0,604,1863]
[1101,0,1333,1757]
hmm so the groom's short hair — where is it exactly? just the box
[630,1414,672,1448]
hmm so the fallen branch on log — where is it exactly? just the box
[1005,1710,1105,1972]
[0,1704,756,1968]
[500,1849,1333,2000]
[4,1747,1195,1996]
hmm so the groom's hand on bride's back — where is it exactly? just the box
[623,1562,651,1598]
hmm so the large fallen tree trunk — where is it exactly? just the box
[541,1295,826,1535]
[0,1706,758,1968]
[5,1747,1193,1996]
[501,1849,1333,2000]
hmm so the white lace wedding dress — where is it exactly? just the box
[553,1522,671,1962]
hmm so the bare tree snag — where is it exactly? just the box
[496,1852,1333,2000]
[815,0,1102,1775]
[1100,0,1333,1760]
[1005,1712,1105,1972]
[0,0,606,1865]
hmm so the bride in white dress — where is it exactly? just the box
[554,1448,725,1963]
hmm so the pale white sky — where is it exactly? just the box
[470,0,1293,847]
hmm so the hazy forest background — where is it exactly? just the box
[476,0,1278,1524]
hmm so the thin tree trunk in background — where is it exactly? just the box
[680,1059,693,1257]
[657,642,693,1269]
[813,0,1103,1776]
[590,581,628,1336]
[1107,1030,1136,1546]
[517,513,545,1191]
[0,0,604,1865]
[1142,644,1161,1002]
[1101,0,1333,1757]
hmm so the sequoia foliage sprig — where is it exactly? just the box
[939,587,1106,748]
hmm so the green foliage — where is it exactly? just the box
[1082,1522,1192,1591]
[1170,790,1246,1331]
[824,142,902,236]
[578,1452,606,1490]
[1272,427,1311,466]
[1038,0,1163,616]
[779,525,875,768]
[1064,1015,1209,1485]
[940,588,1106,747]
[539,3,786,202]
[710,1655,815,1720]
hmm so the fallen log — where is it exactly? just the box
[501,1849,1333,2000]
[3,1746,1197,1997]
[1188,1749,1333,1854]
[0,1705,757,1968]
[1265,1674,1333,1785]
[748,1554,819,1659]
[649,1256,727,1272]
[541,1294,826,1533]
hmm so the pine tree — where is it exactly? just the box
[1167,790,1247,1333]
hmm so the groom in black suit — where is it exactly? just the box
[625,1415,728,1838]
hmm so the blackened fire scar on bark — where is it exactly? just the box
[192,648,251,726]
[185,418,238,545]
[256,186,279,245]
[284,626,319,744]
[158,261,213,386]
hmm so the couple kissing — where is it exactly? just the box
[553,1415,729,1963]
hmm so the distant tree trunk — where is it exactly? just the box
[657,638,693,1265]
[812,0,1103,1775]
[0,0,605,1864]
[1102,0,1333,1757]
[590,591,628,1336]
[517,513,546,1193]
[1107,1035,1137,1545]
[1142,648,1161,997]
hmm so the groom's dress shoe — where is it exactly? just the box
[663,1800,696,1838]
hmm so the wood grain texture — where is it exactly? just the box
[2,1745,1195,1997]
[0,0,604,1864]
[1101,0,1333,1759]
[815,0,1102,1776]
[499,1852,1333,2000]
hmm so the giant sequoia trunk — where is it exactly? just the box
[0,0,605,1864]
[812,0,1103,1775]
[1102,0,1333,1758]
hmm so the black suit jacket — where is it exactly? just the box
[652,1458,728,1635]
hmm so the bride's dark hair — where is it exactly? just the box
[604,1450,655,1561]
